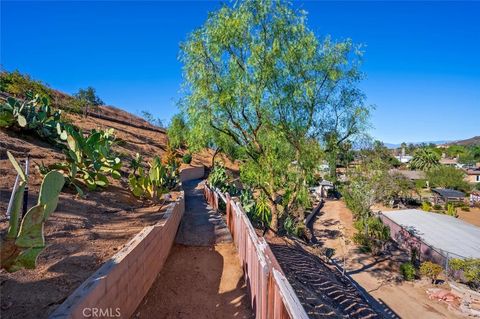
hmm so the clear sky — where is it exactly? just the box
[1,1,479,144]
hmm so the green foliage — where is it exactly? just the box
[73,87,104,117]
[130,153,143,175]
[208,164,228,190]
[180,0,371,230]
[140,110,163,127]
[128,155,179,200]
[237,188,272,229]
[42,127,121,195]
[421,201,432,212]
[427,166,471,192]
[1,152,64,272]
[253,192,272,229]
[324,248,336,260]
[415,179,427,189]
[400,262,416,281]
[239,188,255,215]
[449,258,480,289]
[353,216,390,255]
[182,153,192,164]
[0,70,53,100]
[0,94,69,145]
[446,203,457,217]
[420,261,443,284]
[283,215,305,237]
[410,148,440,171]
[74,87,104,107]
[167,113,188,149]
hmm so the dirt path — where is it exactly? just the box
[132,180,253,319]
[312,200,465,319]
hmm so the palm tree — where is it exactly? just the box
[410,148,440,171]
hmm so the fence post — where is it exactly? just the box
[445,252,449,277]
[226,193,231,230]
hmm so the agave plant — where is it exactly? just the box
[0,94,69,145]
[254,192,272,228]
[1,152,65,272]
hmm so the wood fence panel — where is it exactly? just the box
[204,184,309,319]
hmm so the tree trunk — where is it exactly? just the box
[329,151,338,184]
[269,202,278,233]
[211,147,221,168]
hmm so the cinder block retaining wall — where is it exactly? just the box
[50,193,185,319]
[180,165,205,182]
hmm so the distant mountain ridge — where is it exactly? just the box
[384,136,480,149]
[444,136,480,146]
[384,140,451,149]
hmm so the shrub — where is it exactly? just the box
[400,262,416,281]
[427,166,471,193]
[208,164,228,189]
[182,153,192,164]
[353,217,390,255]
[461,206,470,212]
[352,232,371,252]
[283,216,305,237]
[421,202,432,212]
[446,203,457,217]
[0,70,53,100]
[415,179,427,189]
[420,261,443,284]
[254,192,272,229]
[240,189,255,215]
[433,204,442,211]
[449,258,480,290]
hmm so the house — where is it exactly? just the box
[309,180,334,199]
[389,169,425,181]
[432,188,465,205]
[470,191,480,206]
[395,155,413,163]
[465,168,480,184]
[439,157,465,168]
[395,147,413,163]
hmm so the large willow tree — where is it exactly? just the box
[180,0,371,231]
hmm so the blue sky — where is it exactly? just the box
[1,1,479,144]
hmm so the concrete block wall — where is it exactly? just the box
[50,193,185,319]
[180,165,205,182]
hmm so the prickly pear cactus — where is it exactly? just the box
[1,152,65,272]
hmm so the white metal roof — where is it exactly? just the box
[382,209,480,258]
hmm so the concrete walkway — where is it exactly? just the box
[175,179,232,246]
[132,179,253,319]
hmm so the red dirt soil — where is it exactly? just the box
[0,105,213,319]
[133,244,253,319]
[313,199,466,319]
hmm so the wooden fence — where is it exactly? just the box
[204,184,309,319]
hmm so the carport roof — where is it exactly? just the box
[432,188,465,198]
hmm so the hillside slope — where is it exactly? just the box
[445,136,480,146]
[0,97,194,318]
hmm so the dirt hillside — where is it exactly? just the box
[0,100,206,318]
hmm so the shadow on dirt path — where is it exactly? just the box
[132,179,253,319]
